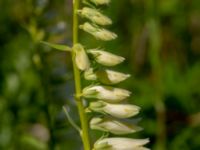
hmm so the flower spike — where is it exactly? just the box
[66,0,149,148]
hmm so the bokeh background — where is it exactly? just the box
[0,0,200,150]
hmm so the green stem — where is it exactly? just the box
[155,98,166,150]
[71,0,91,150]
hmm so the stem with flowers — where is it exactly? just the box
[42,0,149,149]
[71,0,91,150]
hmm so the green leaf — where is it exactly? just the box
[40,41,71,52]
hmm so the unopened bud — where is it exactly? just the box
[90,0,111,5]
[82,85,131,103]
[88,49,125,66]
[80,22,117,41]
[73,44,90,71]
[94,29,117,41]
[96,69,130,84]
[89,101,140,118]
[78,7,112,26]
[90,117,142,135]
[84,69,130,84]
[93,137,149,150]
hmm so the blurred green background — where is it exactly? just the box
[0,0,200,150]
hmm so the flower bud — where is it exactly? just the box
[90,117,142,135]
[94,29,117,41]
[93,137,149,150]
[90,0,110,5]
[82,85,131,103]
[73,43,90,71]
[78,7,112,26]
[84,69,130,84]
[84,68,97,80]
[80,22,97,33]
[89,101,140,118]
[79,22,117,41]
[96,69,130,84]
[88,49,125,66]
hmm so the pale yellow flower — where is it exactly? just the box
[88,49,124,66]
[78,7,112,26]
[89,101,140,118]
[80,22,117,41]
[90,117,142,135]
[74,44,90,71]
[82,85,131,103]
[93,137,149,150]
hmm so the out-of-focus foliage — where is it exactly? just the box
[0,0,199,150]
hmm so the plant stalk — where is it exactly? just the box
[71,0,91,150]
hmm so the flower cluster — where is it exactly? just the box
[74,0,149,149]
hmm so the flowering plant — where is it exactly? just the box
[42,0,149,149]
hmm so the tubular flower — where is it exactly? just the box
[87,49,125,66]
[80,22,117,41]
[78,7,112,26]
[89,101,140,118]
[82,85,131,103]
[93,138,149,150]
[84,68,130,85]
[96,69,130,84]
[74,43,90,71]
[90,117,142,135]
